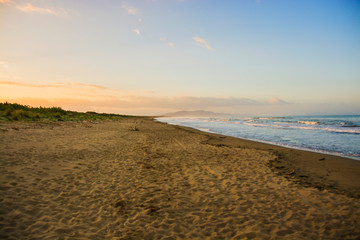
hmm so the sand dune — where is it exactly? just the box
[0,119,359,239]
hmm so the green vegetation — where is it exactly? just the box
[0,102,136,122]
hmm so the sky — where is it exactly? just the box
[1,0,359,116]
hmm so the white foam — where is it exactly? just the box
[157,116,360,160]
[298,121,320,125]
[244,121,360,134]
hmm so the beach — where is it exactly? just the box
[0,118,359,239]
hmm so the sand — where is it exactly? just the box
[0,118,359,239]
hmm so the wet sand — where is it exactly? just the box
[0,118,359,239]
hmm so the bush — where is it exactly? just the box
[5,108,12,117]
[0,102,136,122]
[10,110,31,120]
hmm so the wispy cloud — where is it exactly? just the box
[1,81,291,115]
[0,81,39,87]
[16,3,68,16]
[0,75,22,80]
[0,81,119,106]
[2,95,285,115]
[60,82,109,90]
[133,29,141,36]
[0,81,109,90]
[160,37,174,47]
[0,61,9,69]
[0,0,12,4]
[122,1,141,15]
[193,36,214,51]
[267,97,289,105]
[1,81,290,108]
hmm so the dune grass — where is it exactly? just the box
[0,102,136,122]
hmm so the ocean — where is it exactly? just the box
[157,115,360,160]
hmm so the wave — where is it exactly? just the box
[157,116,360,160]
[197,127,211,133]
[255,117,285,120]
[297,121,320,125]
[244,122,360,134]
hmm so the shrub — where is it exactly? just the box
[0,102,136,122]
[5,108,12,117]
[10,110,30,120]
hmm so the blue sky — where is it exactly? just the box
[1,0,359,115]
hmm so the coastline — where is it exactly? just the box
[162,120,360,161]
[1,118,359,239]
[163,121,360,199]
[157,115,360,161]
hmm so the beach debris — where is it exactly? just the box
[318,158,326,161]
[130,121,139,131]
[287,169,295,175]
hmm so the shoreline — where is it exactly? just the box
[1,118,359,239]
[160,120,360,199]
[161,120,360,161]
[156,115,360,161]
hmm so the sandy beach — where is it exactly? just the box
[0,118,359,239]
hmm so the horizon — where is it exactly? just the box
[1,0,359,116]
[161,109,360,118]
[4,103,360,118]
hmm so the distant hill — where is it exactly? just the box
[163,110,235,117]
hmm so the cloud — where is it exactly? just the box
[267,97,289,105]
[162,96,259,109]
[0,75,22,80]
[1,81,292,115]
[0,81,121,107]
[60,82,109,90]
[193,37,214,51]
[5,96,356,116]
[0,81,109,90]
[133,29,141,36]
[16,3,68,16]
[160,37,174,47]
[0,61,9,69]
[0,0,12,4]
[2,95,261,116]
[122,1,141,15]
[1,81,289,109]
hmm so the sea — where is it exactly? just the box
[157,115,360,160]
